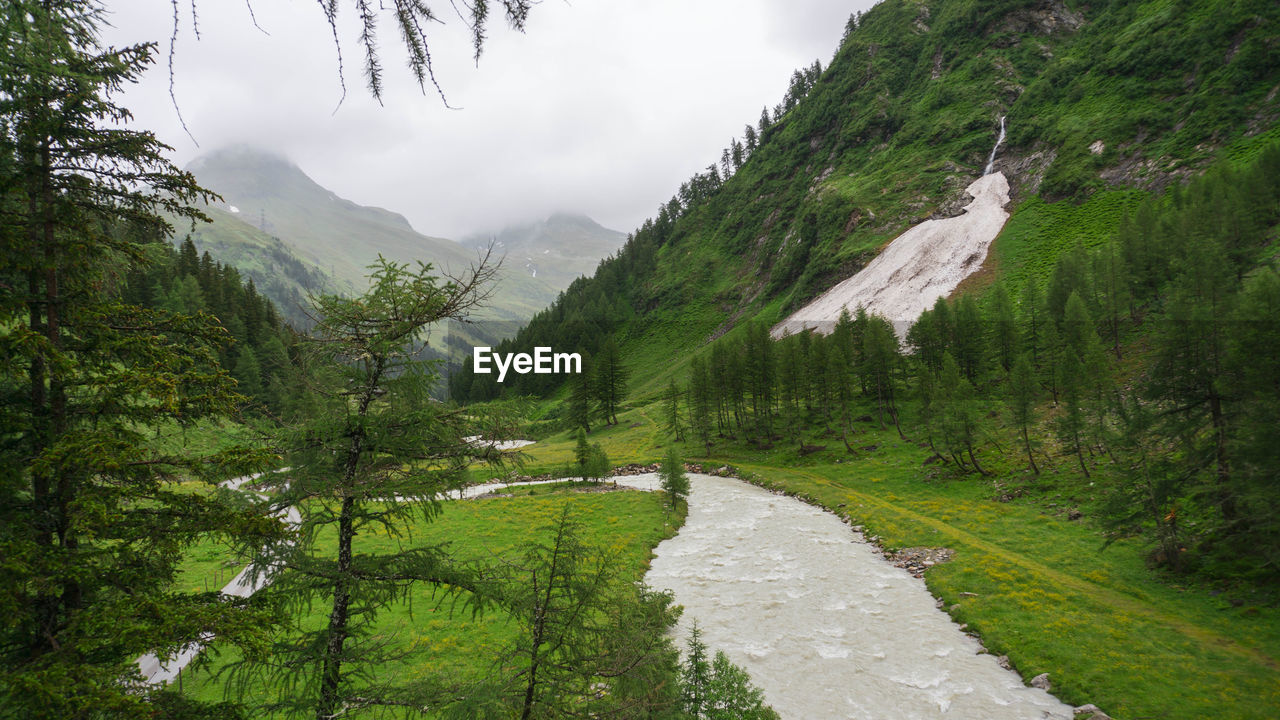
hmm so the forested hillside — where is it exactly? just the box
[452,0,1280,581]
[120,237,307,417]
[174,203,347,329]
[453,0,1279,402]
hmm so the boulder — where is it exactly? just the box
[1073,704,1110,720]
[1030,672,1051,691]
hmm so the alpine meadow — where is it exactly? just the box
[3,1,1280,720]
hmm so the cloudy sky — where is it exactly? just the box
[102,0,877,240]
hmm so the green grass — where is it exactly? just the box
[516,399,1280,720]
[993,189,1147,288]
[177,487,682,711]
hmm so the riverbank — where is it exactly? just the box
[619,471,1072,719]
[509,408,1280,720]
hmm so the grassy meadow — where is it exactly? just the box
[174,487,684,712]
[510,395,1280,720]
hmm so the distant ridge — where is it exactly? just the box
[183,146,559,323]
[462,213,626,291]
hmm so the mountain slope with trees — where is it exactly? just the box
[451,3,1280,716]
[454,0,1279,402]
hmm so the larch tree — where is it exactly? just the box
[663,379,685,442]
[1006,353,1041,475]
[593,337,628,426]
[659,448,690,510]
[243,257,513,719]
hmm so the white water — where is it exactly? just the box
[617,473,1071,720]
[984,116,1007,176]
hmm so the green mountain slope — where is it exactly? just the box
[456,0,1279,400]
[185,147,559,325]
[173,204,352,328]
[449,3,1280,717]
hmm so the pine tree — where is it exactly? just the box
[488,509,682,719]
[688,356,714,454]
[952,294,985,381]
[593,337,628,425]
[937,354,988,475]
[1055,352,1091,477]
[574,427,592,478]
[0,4,285,716]
[989,284,1018,372]
[232,346,264,399]
[1146,236,1237,525]
[862,315,901,433]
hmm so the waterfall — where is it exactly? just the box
[983,115,1006,176]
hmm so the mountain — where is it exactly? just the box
[462,213,626,292]
[447,3,1280,717]
[456,0,1280,400]
[174,203,351,328]
[183,147,559,326]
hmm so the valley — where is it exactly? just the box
[5,1,1280,719]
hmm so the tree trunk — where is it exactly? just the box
[1021,424,1040,475]
[1208,392,1235,523]
[317,496,356,720]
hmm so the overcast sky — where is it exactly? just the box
[102,0,877,240]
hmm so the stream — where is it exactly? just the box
[617,472,1072,720]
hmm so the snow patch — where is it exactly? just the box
[772,172,1011,340]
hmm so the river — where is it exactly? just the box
[617,472,1072,720]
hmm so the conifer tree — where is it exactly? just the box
[1007,353,1041,475]
[659,448,690,509]
[1021,275,1046,367]
[687,356,714,454]
[936,354,988,475]
[663,379,685,441]
[862,315,901,433]
[575,427,592,477]
[483,509,682,719]
[989,284,1018,372]
[1055,352,1091,477]
[593,337,628,426]
[0,4,286,716]
[246,258,507,719]
[952,295,985,381]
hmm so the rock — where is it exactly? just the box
[1068,509,1083,521]
[959,591,979,598]
[1089,140,1106,155]
[1073,704,1110,719]
[996,655,1013,670]
[1030,672,1051,691]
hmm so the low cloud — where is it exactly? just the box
[103,0,872,239]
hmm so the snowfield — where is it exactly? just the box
[772,172,1011,340]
